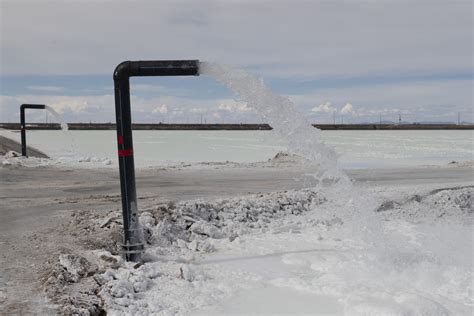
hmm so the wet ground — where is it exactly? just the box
[0,163,473,314]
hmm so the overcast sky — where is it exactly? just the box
[1,0,472,124]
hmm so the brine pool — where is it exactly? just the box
[3,129,473,169]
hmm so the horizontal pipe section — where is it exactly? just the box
[114,60,199,80]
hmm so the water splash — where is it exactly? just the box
[200,62,383,245]
[44,105,68,131]
[44,105,81,159]
[199,62,348,186]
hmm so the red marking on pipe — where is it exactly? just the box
[118,149,133,157]
[118,135,124,145]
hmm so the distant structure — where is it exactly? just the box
[398,113,402,125]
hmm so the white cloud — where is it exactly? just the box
[311,101,336,113]
[27,85,64,92]
[152,104,168,114]
[1,78,472,124]
[218,100,251,113]
[290,78,472,120]
[189,107,207,114]
[0,94,260,123]
[340,103,356,115]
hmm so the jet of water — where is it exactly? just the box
[199,62,386,246]
[44,105,68,131]
[199,62,348,185]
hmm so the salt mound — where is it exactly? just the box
[142,188,328,250]
[268,151,305,164]
[377,186,473,222]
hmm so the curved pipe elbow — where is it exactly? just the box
[113,61,132,81]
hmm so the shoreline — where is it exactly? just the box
[2,122,473,130]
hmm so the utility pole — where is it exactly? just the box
[398,113,402,125]
[333,111,336,125]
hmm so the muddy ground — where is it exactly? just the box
[0,163,473,314]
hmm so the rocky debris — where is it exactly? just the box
[37,211,122,314]
[97,252,123,270]
[269,151,304,164]
[67,210,122,254]
[1,151,21,167]
[4,150,20,158]
[99,212,121,229]
[102,159,112,165]
[189,221,223,239]
[43,254,104,315]
[140,188,326,253]
[2,159,12,166]
[376,200,400,212]
[178,264,206,282]
[376,186,474,222]
[59,254,98,282]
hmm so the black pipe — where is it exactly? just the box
[113,60,199,262]
[20,104,46,156]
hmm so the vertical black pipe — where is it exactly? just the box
[20,106,26,156]
[20,104,46,157]
[113,60,199,262]
[114,72,143,262]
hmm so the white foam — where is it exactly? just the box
[200,62,346,183]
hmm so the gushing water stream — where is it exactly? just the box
[200,62,385,247]
[199,62,346,183]
[44,105,69,131]
[44,105,81,157]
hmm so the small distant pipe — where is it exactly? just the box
[20,104,46,156]
[113,60,199,262]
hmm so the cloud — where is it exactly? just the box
[152,104,168,114]
[0,94,263,123]
[0,94,115,123]
[1,1,471,80]
[134,84,166,93]
[218,100,251,113]
[1,78,472,124]
[189,107,207,114]
[311,101,336,113]
[290,78,472,120]
[27,85,64,92]
[340,103,356,115]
